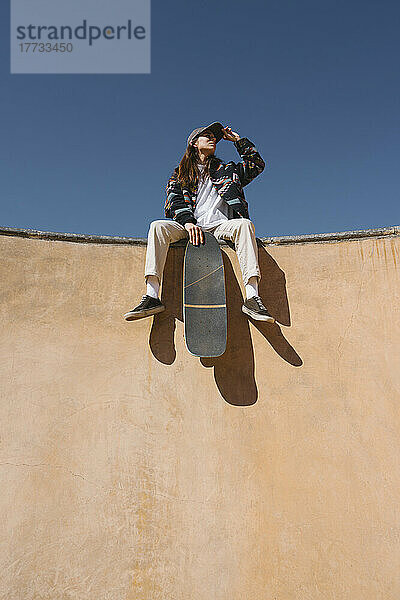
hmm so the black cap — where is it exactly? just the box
[186,122,224,147]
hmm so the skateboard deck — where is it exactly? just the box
[183,232,227,357]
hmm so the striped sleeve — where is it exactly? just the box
[164,169,197,225]
[233,137,266,187]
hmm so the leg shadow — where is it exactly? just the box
[149,244,184,364]
[254,241,302,366]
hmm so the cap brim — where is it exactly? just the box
[187,122,225,147]
[204,122,224,143]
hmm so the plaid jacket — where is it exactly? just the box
[164,137,265,226]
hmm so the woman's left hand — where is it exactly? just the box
[222,126,240,142]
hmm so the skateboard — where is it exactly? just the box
[183,232,227,357]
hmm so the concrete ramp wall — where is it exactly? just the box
[0,226,399,599]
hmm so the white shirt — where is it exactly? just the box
[193,163,229,230]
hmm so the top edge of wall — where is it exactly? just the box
[0,225,399,247]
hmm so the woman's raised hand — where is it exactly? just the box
[222,126,240,142]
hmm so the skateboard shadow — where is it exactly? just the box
[200,254,257,406]
[149,240,302,405]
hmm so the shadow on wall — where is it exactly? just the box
[149,239,302,406]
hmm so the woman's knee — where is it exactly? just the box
[148,220,174,238]
[149,219,169,231]
[234,218,256,235]
[241,218,255,229]
[148,219,187,244]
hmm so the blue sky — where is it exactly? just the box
[1,0,399,238]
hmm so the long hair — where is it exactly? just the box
[177,142,222,193]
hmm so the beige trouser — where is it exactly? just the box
[144,218,261,286]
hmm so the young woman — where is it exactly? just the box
[124,121,274,323]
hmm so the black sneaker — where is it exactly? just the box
[124,295,165,321]
[242,296,275,322]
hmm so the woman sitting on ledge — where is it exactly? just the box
[124,121,274,323]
